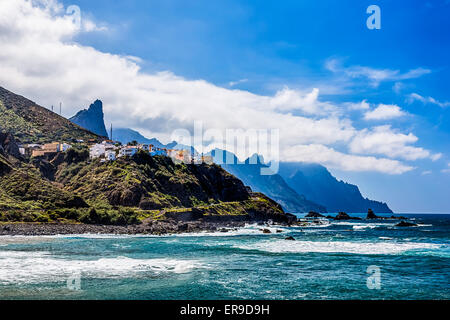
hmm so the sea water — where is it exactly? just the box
[0,214,449,300]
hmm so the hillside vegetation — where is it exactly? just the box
[0,142,288,225]
[0,86,101,143]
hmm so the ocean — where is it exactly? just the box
[0,214,449,300]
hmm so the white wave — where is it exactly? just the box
[168,224,290,237]
[0,251,204,285]
[234,240,443,255]
[352,225,377,230]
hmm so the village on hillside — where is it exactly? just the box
[18,139,214,165]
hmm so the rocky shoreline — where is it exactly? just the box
[0,219,277,236]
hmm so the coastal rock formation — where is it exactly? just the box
[333,212,362,221]
[366,209,380,219]
[306,211,325,218]
[396,221,418,227]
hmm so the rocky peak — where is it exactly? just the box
[69,100,108,137]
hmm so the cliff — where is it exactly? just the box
[278,162,393,213]
[69,100,109,138]
[210,149,326,213]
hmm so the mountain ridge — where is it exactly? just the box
[0,86,101,144]
[278,162,393,213]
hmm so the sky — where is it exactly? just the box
[0,0,449,212]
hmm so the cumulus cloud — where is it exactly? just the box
[0,0,437,175]
[349,125,441,161]
[364,104,406,120]
[407,93,450,108]
[344,100,370,111]
[269,87,337,115]
[283,144,414,174]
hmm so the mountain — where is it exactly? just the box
[0,86,100,144]
[69,100,108,137]
[112,127,197,153]
[278,162,393,213]
[0,88,289,225]
[0,132,288,224]
[111,128,166,148]
[210,149,326,213]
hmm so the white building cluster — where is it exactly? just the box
[88,140,213,164]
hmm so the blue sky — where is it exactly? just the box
[1,0,449,212]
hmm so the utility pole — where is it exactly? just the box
[51,105,54,112]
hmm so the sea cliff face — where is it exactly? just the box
[278,162,393,213]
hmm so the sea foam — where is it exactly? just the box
[0,251,204,285]
[233,240,443,255]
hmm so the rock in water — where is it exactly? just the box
[285,236,296,241]
[366,209,379,219]
[69,100,108,137]
[396,221,418,227]
[334,212,362,220]
[305,211,325,218]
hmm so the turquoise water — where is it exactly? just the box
[0,214,449,300]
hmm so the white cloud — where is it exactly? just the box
[442,163,450,174]
[228,79,248,87]
[407,93,450,108]
[0,0,438,175]
[349,125,441,161]
[283,144,414,174]
[326,59,431,87]
[364,104,406,120]
[421,170,432,175]
[269,87,336,115]
[345,100,370,111]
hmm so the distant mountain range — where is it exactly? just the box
[111,127,196,153]
[278,162,392,213]
[69,100,108,138]
[64,93,393,214]
[111,128,166,148]
[210,150,326,213]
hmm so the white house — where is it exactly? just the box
[105,150,116,161]
[89,141,115,159]
[119,146,138,157]
[90,143,106,159]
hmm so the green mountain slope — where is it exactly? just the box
[0,86,101,143]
